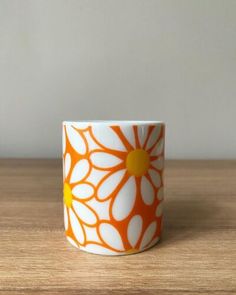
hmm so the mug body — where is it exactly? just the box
[62,121,165,255]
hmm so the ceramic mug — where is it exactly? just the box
[62,121,165,255]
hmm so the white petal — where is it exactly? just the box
[83,225,100,243]
[120,126,135,148]
[92,125,126,151]
[147,236,160,249]
[127,215,143,248]
[156,201,164,217]
[138,126,148,147]
[112,177,136,221]
[141,176,155,205]
[152,156,164,170]
[64,205,68,230]
[72,183,94,199]
[66,236,79,248]
[73,200,97,225]
[140,221,157,249]
[62,126,66,154]
[86,198,111,220]
[69,208,85,244]
[157,187,164,201]
[149,169,161,188]
[66,125,86,155]
[146,126,161,150]
[90,152,122,169]
[83,130,101,151]
[99,223,124,251]
[151,138,164,156]
[86,167,108,186]
[82,244,118,255]
[97,169,126,200]
[70,159,90,183]
[64,153,71,179]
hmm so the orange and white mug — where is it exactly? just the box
[62,121,165,255]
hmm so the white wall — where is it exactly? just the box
[1,0,236,158]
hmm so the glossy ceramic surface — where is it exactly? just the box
[62,121,165,255]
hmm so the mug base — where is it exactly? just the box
[66,236,160,256]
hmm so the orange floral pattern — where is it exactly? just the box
[63,122,165,255]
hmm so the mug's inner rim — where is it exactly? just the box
[63,120,164,125]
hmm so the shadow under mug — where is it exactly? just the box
[62,120,165,255]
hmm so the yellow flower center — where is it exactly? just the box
[64,183,72,208]
[126,149,150,177]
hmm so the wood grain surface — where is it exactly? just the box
[0,159,235,294]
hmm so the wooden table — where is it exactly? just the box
[0,159,235,294]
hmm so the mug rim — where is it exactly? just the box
[63,120,164,126]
